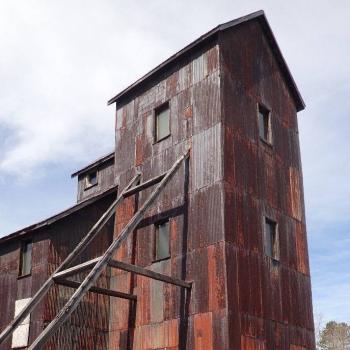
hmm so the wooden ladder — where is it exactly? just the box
[0,149,191,349]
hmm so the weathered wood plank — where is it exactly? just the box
[53,257,101,279]
[54,278,136,300]
[108,260,191,289]
[123,172,167,198]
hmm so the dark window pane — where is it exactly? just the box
[155,221,170,260]
[86,171,97,187]
[156,105,170,141]
[258,105,270,142]
[265,219,278,259]
[20,241,32,276]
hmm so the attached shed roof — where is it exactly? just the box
[71,151,114,178]
[0,185,118,244]
[108,10,305,111]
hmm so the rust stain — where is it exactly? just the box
[194,312,213,350]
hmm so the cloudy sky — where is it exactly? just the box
[0,0,349,326]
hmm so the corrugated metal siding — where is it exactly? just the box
[43,199,114,349]
[220,19,315,349]
[0,194,115,350]
[112,41,226,349]
[77,158,115,203]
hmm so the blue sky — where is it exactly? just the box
[0,0,349,326]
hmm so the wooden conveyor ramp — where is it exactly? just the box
[0,149,191,349]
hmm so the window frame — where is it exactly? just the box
[18,240,33,278]
[154,101,171,143]
[153,218,171,262]
[84,170,98,190]
[257,103,273,145]
[263,217,279,261]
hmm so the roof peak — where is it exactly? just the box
[107,10,304,111]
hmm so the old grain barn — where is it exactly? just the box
[0,10,315,350]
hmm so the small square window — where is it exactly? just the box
[264,218,279,260]
[155,103,170,142]
[85,171,98,188]
[154,220,170,261]
[258,104,272,144]
[19,241,32,277]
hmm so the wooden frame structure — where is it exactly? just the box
[0,149,191,350]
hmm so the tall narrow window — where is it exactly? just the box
[155,220,170,261]
[264,218,279,260]
[258,104,272,144]
[155,102,170,142]
[85,171,98,188]
[19,241,32,276]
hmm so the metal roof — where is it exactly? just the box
[107,10,305,111]
[71,151,114,178]
[0,185,118,244]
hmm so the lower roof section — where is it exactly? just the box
[0,185,118,245]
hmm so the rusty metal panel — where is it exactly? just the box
[192,123,222,190]
[178,61,192,92]
[149,260,170,323]
[189,183,225,250]
[220,19,314,349]
[207,243,226,311]
[241,335,266,350]
[192,70,221,134]
[0,193,115,350]
[212,309,229,350]
[193,312,213,350]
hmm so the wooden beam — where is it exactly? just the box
[54,278,136,301]
[0,173,141,346]
[28,149,189,350]
[108,260,191,289]
[53,257,101,279]
[123,172,167,198]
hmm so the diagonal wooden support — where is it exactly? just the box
[108,260,191,289]
[54,278,137,301]
[53,257,101,279]
[0,173,141,346]
[28,149,190,349]
[123,172,167,198]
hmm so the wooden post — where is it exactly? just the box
[53,257,101,279]
[54,278,137,300]
[123,172,167,198]
[108,260,191,289]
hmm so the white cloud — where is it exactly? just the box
[0,0,349,183]
[0,0,174,178]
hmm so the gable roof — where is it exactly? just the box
[107,10,305,112]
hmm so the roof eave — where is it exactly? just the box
[107,24,221,106]
[0,185,118,245]
[71,151,115,178]
[107,10,305,112]
[255,13,305,111]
